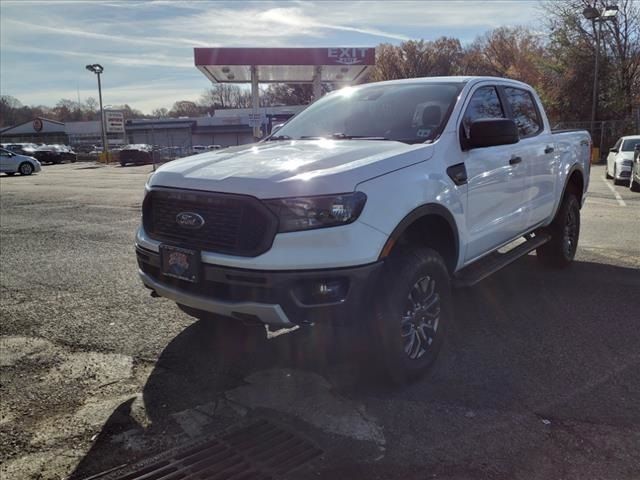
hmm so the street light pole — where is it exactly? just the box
[582,4,618,161]
[85,64,109,163]
[590,18,601,136]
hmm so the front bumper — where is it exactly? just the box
[136,245,383,327]
[615,162,632,179]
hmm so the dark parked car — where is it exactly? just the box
[33,145,77,164]
[2,143,39,156]
[119,144,154,166]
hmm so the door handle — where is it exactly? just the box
[509,156,522,165]
[544,146,555,154]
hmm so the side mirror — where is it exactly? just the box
[609,148,618,153]
[468,118,519,149]
[271,123,285,134]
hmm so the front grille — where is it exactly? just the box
[143,188,278,257]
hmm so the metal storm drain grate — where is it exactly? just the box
[99,419,323,480]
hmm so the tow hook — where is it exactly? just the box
[265,324,300,339]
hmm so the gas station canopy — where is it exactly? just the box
[194,47,376,138]
[194,47,375,84]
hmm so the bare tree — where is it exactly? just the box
[200,84,246,109]
[151,107,169,118]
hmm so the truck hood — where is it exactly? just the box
[149,139,432,198]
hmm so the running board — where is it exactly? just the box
[453,232,551,287]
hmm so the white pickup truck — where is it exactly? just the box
[136,76,591,383]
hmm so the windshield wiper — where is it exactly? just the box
[299,133,390,141]
[330,133,390,140]
[265,135,292,141]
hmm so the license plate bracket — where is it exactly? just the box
[160,245,200,283]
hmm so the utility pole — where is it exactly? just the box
[85,64,109,163]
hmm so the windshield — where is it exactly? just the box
[273,82,463,144]
[621,139,640,151]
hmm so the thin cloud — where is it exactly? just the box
[2,44,194,68]
[3,18,215,48]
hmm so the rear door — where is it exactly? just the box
[501,86,555,229]
[460,84,527,262]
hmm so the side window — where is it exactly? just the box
[504,87,542,138]
[462,86,505,139]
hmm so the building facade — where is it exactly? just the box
[0,106,305,150]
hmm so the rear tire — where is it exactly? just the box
[18,162,34,176]
[372,247,452,385]
[536,193,580,268]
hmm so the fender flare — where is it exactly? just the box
[555,162,586,215]
[380,203,460,270]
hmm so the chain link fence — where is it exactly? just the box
[552,116,639,163]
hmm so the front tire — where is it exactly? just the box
[613,166,624,185]
[372,247,452,384]
[18,162,34,176]
[631,178,640,192]
[536,193,580,268]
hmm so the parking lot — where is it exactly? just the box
[1,162,639,479]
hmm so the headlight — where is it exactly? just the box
[264,192,367,233]
[145,172,155,189]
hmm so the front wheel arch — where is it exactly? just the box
[18,162,34,175]
[379,204,460,274]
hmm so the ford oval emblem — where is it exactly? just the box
[175,212,205,229]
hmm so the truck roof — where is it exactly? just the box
[364,76,533,89]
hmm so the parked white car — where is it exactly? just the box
[0,147,41,176]
[606,135,640,185]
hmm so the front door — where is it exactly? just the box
[0,150,13,172]
[461,85,527,263]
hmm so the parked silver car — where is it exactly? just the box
[0,147,42,176]
[630,144,640,192]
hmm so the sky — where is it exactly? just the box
[0,0,542,113]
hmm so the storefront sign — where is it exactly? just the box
[105,111,125,133]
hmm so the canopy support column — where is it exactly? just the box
[312,66,322,101]
[251,65,261,139]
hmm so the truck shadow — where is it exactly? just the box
[70,256,640,478]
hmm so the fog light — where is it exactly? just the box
[294,278,349,305]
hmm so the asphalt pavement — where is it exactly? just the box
[0,163,639,480]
